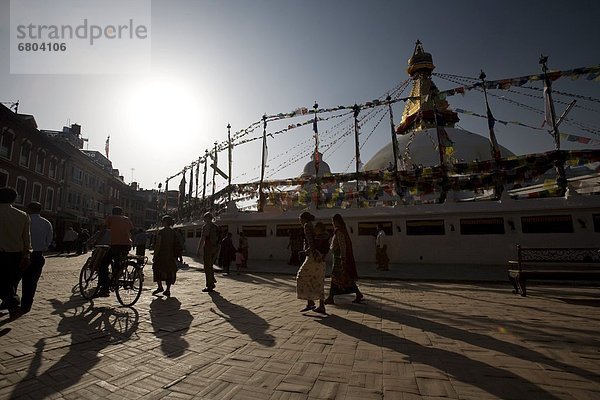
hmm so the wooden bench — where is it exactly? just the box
[508,245,600,296]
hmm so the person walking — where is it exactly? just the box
[76,229,90,255]
[197,212,219,292]
[375,224,389,271]
[152,216,178,297]
[134,228,148,257]
[295,212,327,314]
[218,232,236,274]
[19,202,53,314]
[325,213,364,305]
[97,206,134,297]
[0,187,32,319]
[61,227,78,255]
[238,231,248,269]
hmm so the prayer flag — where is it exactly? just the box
[105,136,110,159]
[542,77,556,130]
[437,126,454,156]
[178,175,186,208]
[486,104,501,160]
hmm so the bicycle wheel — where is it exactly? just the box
[115,261,143,307]
[79,258,99,300]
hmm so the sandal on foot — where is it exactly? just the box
[300,305,316,312]
[313,307,327,314]
[152,288,163,295]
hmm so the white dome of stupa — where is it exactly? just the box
[301,151,331,177]
[364,127,515,170]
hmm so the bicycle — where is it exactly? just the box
[79,245,147,307]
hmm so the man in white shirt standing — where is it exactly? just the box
[21,202,53,313]
[375,224,389,271]
[0,187,31,319]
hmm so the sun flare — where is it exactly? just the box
[124,76,204,140]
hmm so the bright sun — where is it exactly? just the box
[124,76,204,140]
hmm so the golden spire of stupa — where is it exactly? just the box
[397,40,459,134]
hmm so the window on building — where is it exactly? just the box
[276,224,303,237]
[45,187,54,211]
[19,142,32,167]
[59,160,66,181]
[358,221,393,236]
[241,225,267,237]
[406,219,445,235]
[0,128,14,160]
[15,177,26,205]
[0,169,8,187]
[32,182,42,203]
[521,215,573,233]
[48,158,57,179]
[35,150,45,174]
[460,217,505,235]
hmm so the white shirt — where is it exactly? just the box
[30,213,53,252]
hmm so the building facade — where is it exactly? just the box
[0,104,159,247]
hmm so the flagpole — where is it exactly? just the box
[386,95,400,194]
[195,157,200,208]
[480,70,504,199]
[188,163,193,206]
[540,54,567,195]
[202,149,208,210]
[164,179,169,212]
[352,104,361,207]
[227,123,232,203]
[258,115,267,212]
[313,102,320,209]
[431,91,449,203]
[212,142,217,202]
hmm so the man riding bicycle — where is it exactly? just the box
[97,206,134,297]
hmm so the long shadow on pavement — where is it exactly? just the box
[365,288,600,338]
[208,291,275,347]
[318,314,563,400]
[149,296,193,358]
[335,298,598,385]
[8,292,139,399]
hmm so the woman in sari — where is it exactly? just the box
[295,211,327,314]
[325,213,364,304]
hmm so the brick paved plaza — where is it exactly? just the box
[1,254,599,399]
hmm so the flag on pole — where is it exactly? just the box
[105,136,110,159]
[188,167,193,203]
[542,77,556,129]
[178,174,186,208]
[486,104,501,160]
[437,126,454,156]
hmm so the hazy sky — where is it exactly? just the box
[1,0,599,191]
